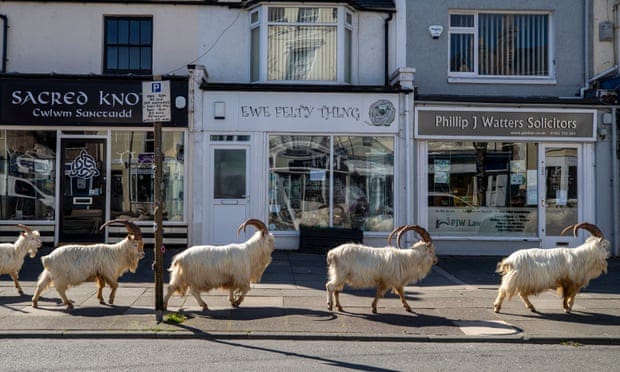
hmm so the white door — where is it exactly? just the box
[539,144,582,248]
[209,146,250,245]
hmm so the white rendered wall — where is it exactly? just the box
[2,2,198,76]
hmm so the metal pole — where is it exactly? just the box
[154,120,164,320]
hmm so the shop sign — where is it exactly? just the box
[429,207,537,235]
[237,97,397,127]
[416,107,596,141]
[0,78,187,126]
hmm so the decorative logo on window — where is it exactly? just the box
[69,149,100,179]
[367,99,395,126]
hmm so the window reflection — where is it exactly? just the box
[0,130,56,220]
[110,131,184,222]
[428,141,537,236]
[268,135,394,232]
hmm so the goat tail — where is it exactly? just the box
[167,259,188,296]
[495,259,512,276]
[326,250,337,267]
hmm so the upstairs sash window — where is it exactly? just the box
[449,12,550,79]
[251,6,353,83]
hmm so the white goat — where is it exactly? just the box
[32,220,144,309]
[493,222,611,313]
[326,225,437,313]
[0,225,41,295]
[163,218,275,311]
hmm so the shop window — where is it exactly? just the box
[0,130,56,220]
[268,135,394,232]
[449,12,551,80]
[427,141,537,237]
[104,17,153,75]
[110,130,185,222]
[250,6,353,83]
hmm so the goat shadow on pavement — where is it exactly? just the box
[501,309,620,326]
[169,306,336,321]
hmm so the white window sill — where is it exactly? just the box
[448,76,557,85]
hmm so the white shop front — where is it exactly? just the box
[415,105,601,255]
[192,88,404,250]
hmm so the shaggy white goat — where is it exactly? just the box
[31,220,144,309]
[163,218,275,311]
[326,225,437,313]
[0,225,41,295]
[493,222,611,313]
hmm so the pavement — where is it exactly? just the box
[1,249,619,344]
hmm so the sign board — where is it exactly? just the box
[0,78,187,126]
[142,80,171,123]
[416,107,596,142]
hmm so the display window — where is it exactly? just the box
[0,130,56,220]
[110,130,185,222]
[269,135,394,232]
[427,141,538,236]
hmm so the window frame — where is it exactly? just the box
[103,16,153,75]
[249,5,355,84]
[448,10,555,84]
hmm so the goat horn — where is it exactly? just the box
[388,225,408,246]
[99,219,143,241]
[237,218,268,236]
[573,222,604,239]
[560,224,577,237]
[16,224,32,233]
[397,225,432,248]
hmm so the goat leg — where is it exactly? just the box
[393,286,412,312]
[232,285,250,307]
[325,281,335,311]
[334,290,343,312]
[518,292,536,312]
[55,284,74,309]
[95,276,106,304]
[32,270,53,308]
[9,272,24,295]
[189,287,208,311]
[371,285,388,314]
[493,288,506,313]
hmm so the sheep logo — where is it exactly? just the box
[68,149,100,179]
[367,99,395,126]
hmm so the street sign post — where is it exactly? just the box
[142,79,171,321]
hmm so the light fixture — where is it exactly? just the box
[598,126,608,141]
[428,25,443,39]
[214,101,225,120]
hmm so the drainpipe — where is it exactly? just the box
[613,107,619,256]
[384,12,393,86]
[0,14,7,73]
[579,0,590,97]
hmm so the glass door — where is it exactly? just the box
[59,138,106,243]
[539,144,581,248]
[209,146,249,244]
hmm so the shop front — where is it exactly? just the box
[193,88,404,250]
[415,106,600,254]
[0,76,188,247]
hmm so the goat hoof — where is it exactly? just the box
[32,302,38,309]
[494,307,500,313]
[18,290,24,296]
[405,307,413,313]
